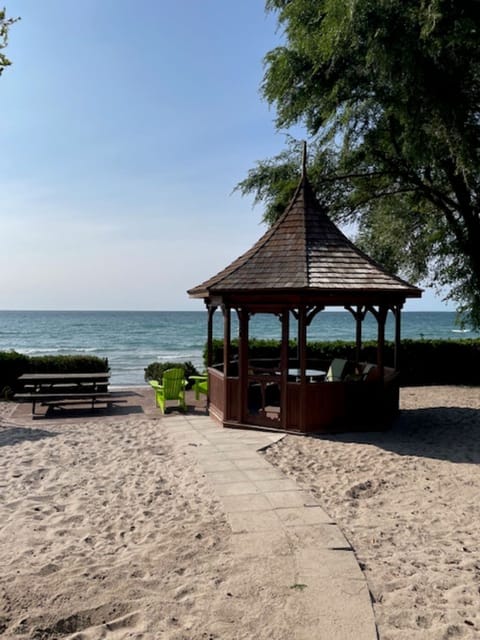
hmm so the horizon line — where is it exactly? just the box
[0,308,458,314]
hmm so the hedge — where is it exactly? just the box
[144,360,200,389]
[0,351,109,398]
[205,338,480,387]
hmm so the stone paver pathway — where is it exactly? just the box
[161,414,378,640]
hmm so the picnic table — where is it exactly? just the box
[15,372,130,415]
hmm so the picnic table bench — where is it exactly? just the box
[15,372,131,415]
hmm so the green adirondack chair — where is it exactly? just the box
[189,375,208,400]
[149,368,186,413]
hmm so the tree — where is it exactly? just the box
[0,7,19,76]
[238,1,480,327]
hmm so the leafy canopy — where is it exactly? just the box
[237,0,480,327]
[0,7,18,76]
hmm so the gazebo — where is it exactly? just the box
[188,162,422,433]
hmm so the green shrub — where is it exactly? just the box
[206,338,480,386]
[0,351,109,398]
[144,361,200,389]
[205,338,295,365]
[27,355,108,374]
[0,351,29,399]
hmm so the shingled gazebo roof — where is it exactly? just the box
[188,174,422,305]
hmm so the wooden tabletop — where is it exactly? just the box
[19,372,110,383]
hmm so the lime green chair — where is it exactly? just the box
[149,368,186,413]
[189,374,208,400]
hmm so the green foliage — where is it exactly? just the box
[144,361,200,389]
[236,140,305,226]
[0,351,109,398]
[240,1,480,327]
[208,338,480,387]
[205,338,286,365]
[0,351,29,399]
[26,355,109,374]
[395,339,480,386]
[0,8,19,76]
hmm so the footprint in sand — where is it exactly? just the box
[26,603,141,639]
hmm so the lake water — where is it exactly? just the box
[0,310,477,386]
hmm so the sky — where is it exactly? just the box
[1,1,454,312]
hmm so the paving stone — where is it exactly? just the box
[264,490,313,509]
[276,506,334,526]
[233,457,274,470]
[285,523,351,550]
[294,548,364,580]
[254,478,300,493]
[220,493,273,512]
[226,509,283,533]
[242,467,285,481]
[196,458,238,472]
[289,580,376,640]
[204,469,250,484]
[222,449,263,460]
[229,530,291,557]
[215,482,260,497]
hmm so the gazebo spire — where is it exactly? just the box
[301,140,307,178]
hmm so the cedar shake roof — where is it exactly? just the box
[188,175,422,300]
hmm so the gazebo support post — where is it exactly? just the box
[238,307,249,424]
[222,305,231,375]
[298,305,308,431]
[393,304,403,371]
[206,303,217,368]
[356,310,362,366]
[222,305,231,418]
[346,305,367,366]
[280,308,289,430]
[289,309,299,364]
[374,306,388,380]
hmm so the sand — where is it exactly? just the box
[0,411,228,638]
[1,386,479,639]
[0,395,295,640]
[265,386,480,640]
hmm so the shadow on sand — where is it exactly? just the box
[315,406,480,464]
[40,404,146,420]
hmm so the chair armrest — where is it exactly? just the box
[189,375,208,398]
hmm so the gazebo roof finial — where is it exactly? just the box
[301,140,307,178]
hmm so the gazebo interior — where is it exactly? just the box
[188,163,421,434]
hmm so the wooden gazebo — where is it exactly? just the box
[188,164,422,433]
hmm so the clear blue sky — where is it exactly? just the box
[1,1,453,311]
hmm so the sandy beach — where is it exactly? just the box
[266,386,480,639]
[1,386,480,639]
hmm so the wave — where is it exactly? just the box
[14,347,99,355]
